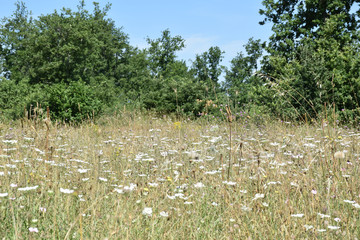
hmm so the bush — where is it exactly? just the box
[0,78,33,120]
[142,76,208,116]
[0,78,106,122]
[46,81,103,122]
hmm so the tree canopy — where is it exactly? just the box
[1,0,360,123]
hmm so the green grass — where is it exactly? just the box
[0,113,359,239]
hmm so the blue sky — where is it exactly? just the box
[1,0,273,70]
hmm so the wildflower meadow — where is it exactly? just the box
[0,111,360,239]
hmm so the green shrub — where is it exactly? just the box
[45,81,103,122]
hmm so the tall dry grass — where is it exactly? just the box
[0,111,359,239]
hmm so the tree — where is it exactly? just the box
[191,46,224,96]
[225,38,262,89]
[0,1,35,81]
[260,0,360,58]
[0,1,134,121]
[32,2,129,85]
[0,1,131,85]
[258,0,360,121]
[224,38,267,110]
[207,46,225,85]
[146,29,186,78]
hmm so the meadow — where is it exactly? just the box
[0,112,360,239]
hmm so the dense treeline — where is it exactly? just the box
[1,0,360,123]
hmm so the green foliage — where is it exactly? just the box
[26,2,128,85]
[191,46,225,91]
[255,0,360,123]
[46,81,102,122]
[146,29,186,78]
[264,33,360,122]
[2,0,360,123]
[0,77,104,122]
[259,0,360,58]
[0,1,131,121]
[0,77,29,120]
[224,38,271,114]
[0,1,35,81]
[142,76,206,116]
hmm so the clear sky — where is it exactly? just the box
[0,0,273,70]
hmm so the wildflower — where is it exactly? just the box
[188,151,200,159]
[148,182,159,187]
[334,218,341,222]
[10,183,17,188]
[142,207,152,217]
[223,181,236,186]
[123,183,137,192]
[159,211,169,217]
[114,189,124,194]
[29,227,39,233]
[328,226,340,230]
[304,225,313,231]
[263,181,281,189]
[241,205,251,212]
[0,193,8,197]
[167,195,176,200]
[252,193,265,201]
[173,122,181,129]
[334,151,345,159]
[39,207,47,213]
[290,182,299,187]
[18,186,38,191]
[311,189,317,195]
[266,181,281,185]
[2,140,17,144]
[352,203,360,208]
[34,148,45,155]
[77,169,89,173]
[23,137,34,141]
[60,188,74,194]
[6,164,16,169]
[209,136,221,143]
[318,213,330,218]
[194,182,205,188]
